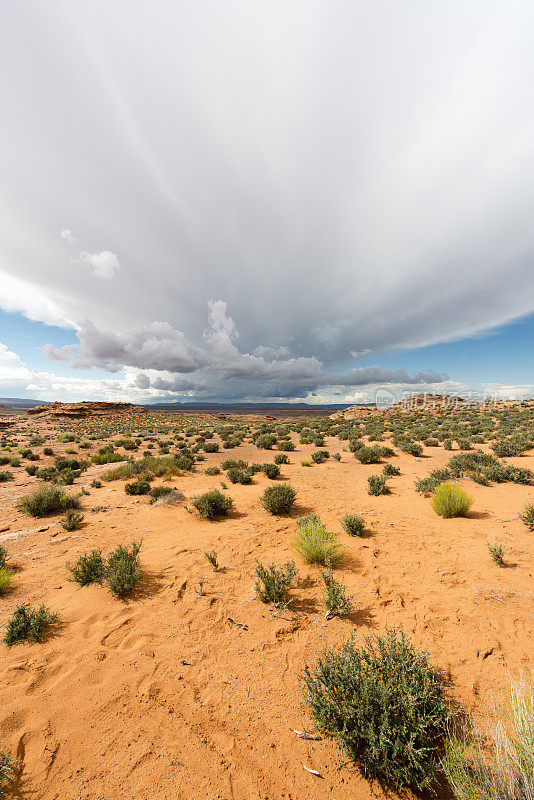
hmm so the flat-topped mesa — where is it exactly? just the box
[26,401,148,419]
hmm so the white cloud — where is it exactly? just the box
[80,250,120,280]
[0,2,533,399]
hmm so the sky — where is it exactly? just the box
[1,0,534,405]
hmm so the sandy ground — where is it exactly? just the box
[0,421,533,799]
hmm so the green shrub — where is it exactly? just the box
[91,479,102,488]
[60,509,84,531]
[16,484,80,517]
[488,541,505,567]
[4,603,59,645]
[221,458,247,471]
[301,627,450,790]
[0,751,13,793]
[321,567,352,618]
[311,450,329,464]
[102,462,135,481]
[382,463,400,476]
[254,560,296,605]
[68,550,105,586]
[149,486,173,503]
[193,490,234,519]
[124,479,151,495]
[431,482,473,518]
[204,550,219,571]
[300,460,312,467]
[106,541,142,598]
[293,515,342,566]
[92,451,127,465]
[261,462,280,479]
[0,567,13,595]
[341,513,366,537]
[203,442,219,453]
[25,465,38,476]
[402,442,424,457]
[0,546,7,568]
[277,439,295,451]
[354,446,382,464]
[255,433,276,450]
[226,467,251,484]
[519,502,534,530]
[492,439,527,457]
[0,470,13,482]
[415,468,452,496]
[261,483,296,515]
[367,474,390,495]
[205,466,221,476]
[443,438,453,450]
[274,453,289,464]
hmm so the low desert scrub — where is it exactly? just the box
[17,484,80,517]
[431,482,473,518]
[204,550,219,571]
[68,549,106,586]
[321,567,352,618]
[341,513,366,537]
[488,541,505,567]
[106,541,142,598]
[519,502,534,530]
[4,603,59,645]
[382,463,400,476]
[354,446,382,464]
[60,509,84,531]
[260,462,280,479]
[443,681,534,800]
[0,567,14,595]
[193,490,234,519]
[148,486,173,503]
[226,467,252,484]
[0,751,13,793]
[292,515,343,566]
[311,450,329,464]
[204,466,221,476]
[367,474,390,495]
[274,453,289,465]
[102,462,136,481]
[254,560,297,605]
[416,468,452,496]
[69,541,142,597]
[301,627,450,790]
[0,471,13,482]
[300,459,312,467]
[124,478,151,495]
[0,546,7,569]
[261,483,296,514]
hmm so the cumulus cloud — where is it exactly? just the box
[1,1,534,399]
[80,250,120,280]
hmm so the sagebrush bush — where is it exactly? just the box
[0,470,13,482]
[354,446,382,464]
[261,483,296,515]
[321,567,351,618]
[193,490,234,519]
[261,463,280,479]
[60,508,84,531]
[148,486,173,503]
[0,546,7,569]
[254,560,296,604]
[274,453,289,465]
[382,463,400,476]
[301,627,450,790]
[124,478,151,495]
[367,474,390,495]
[341,513,366,537]
[68,549,106,585]
[106,540,142,598]
[519,502,534,530]
[4,603,59,645]
[204,466,221,476]
[431,482,473,518]
[293,515,343,566]
[226,467,252,484]
[311,450,329,464]
[17,484,80,517]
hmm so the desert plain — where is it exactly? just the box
[0,398,533,799]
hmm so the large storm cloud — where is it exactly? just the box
[1,1,533,400]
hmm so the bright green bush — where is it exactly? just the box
[193,490,234,519]
[17,485,80,517]
[292,515,342,566]
[431,482,473,518]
